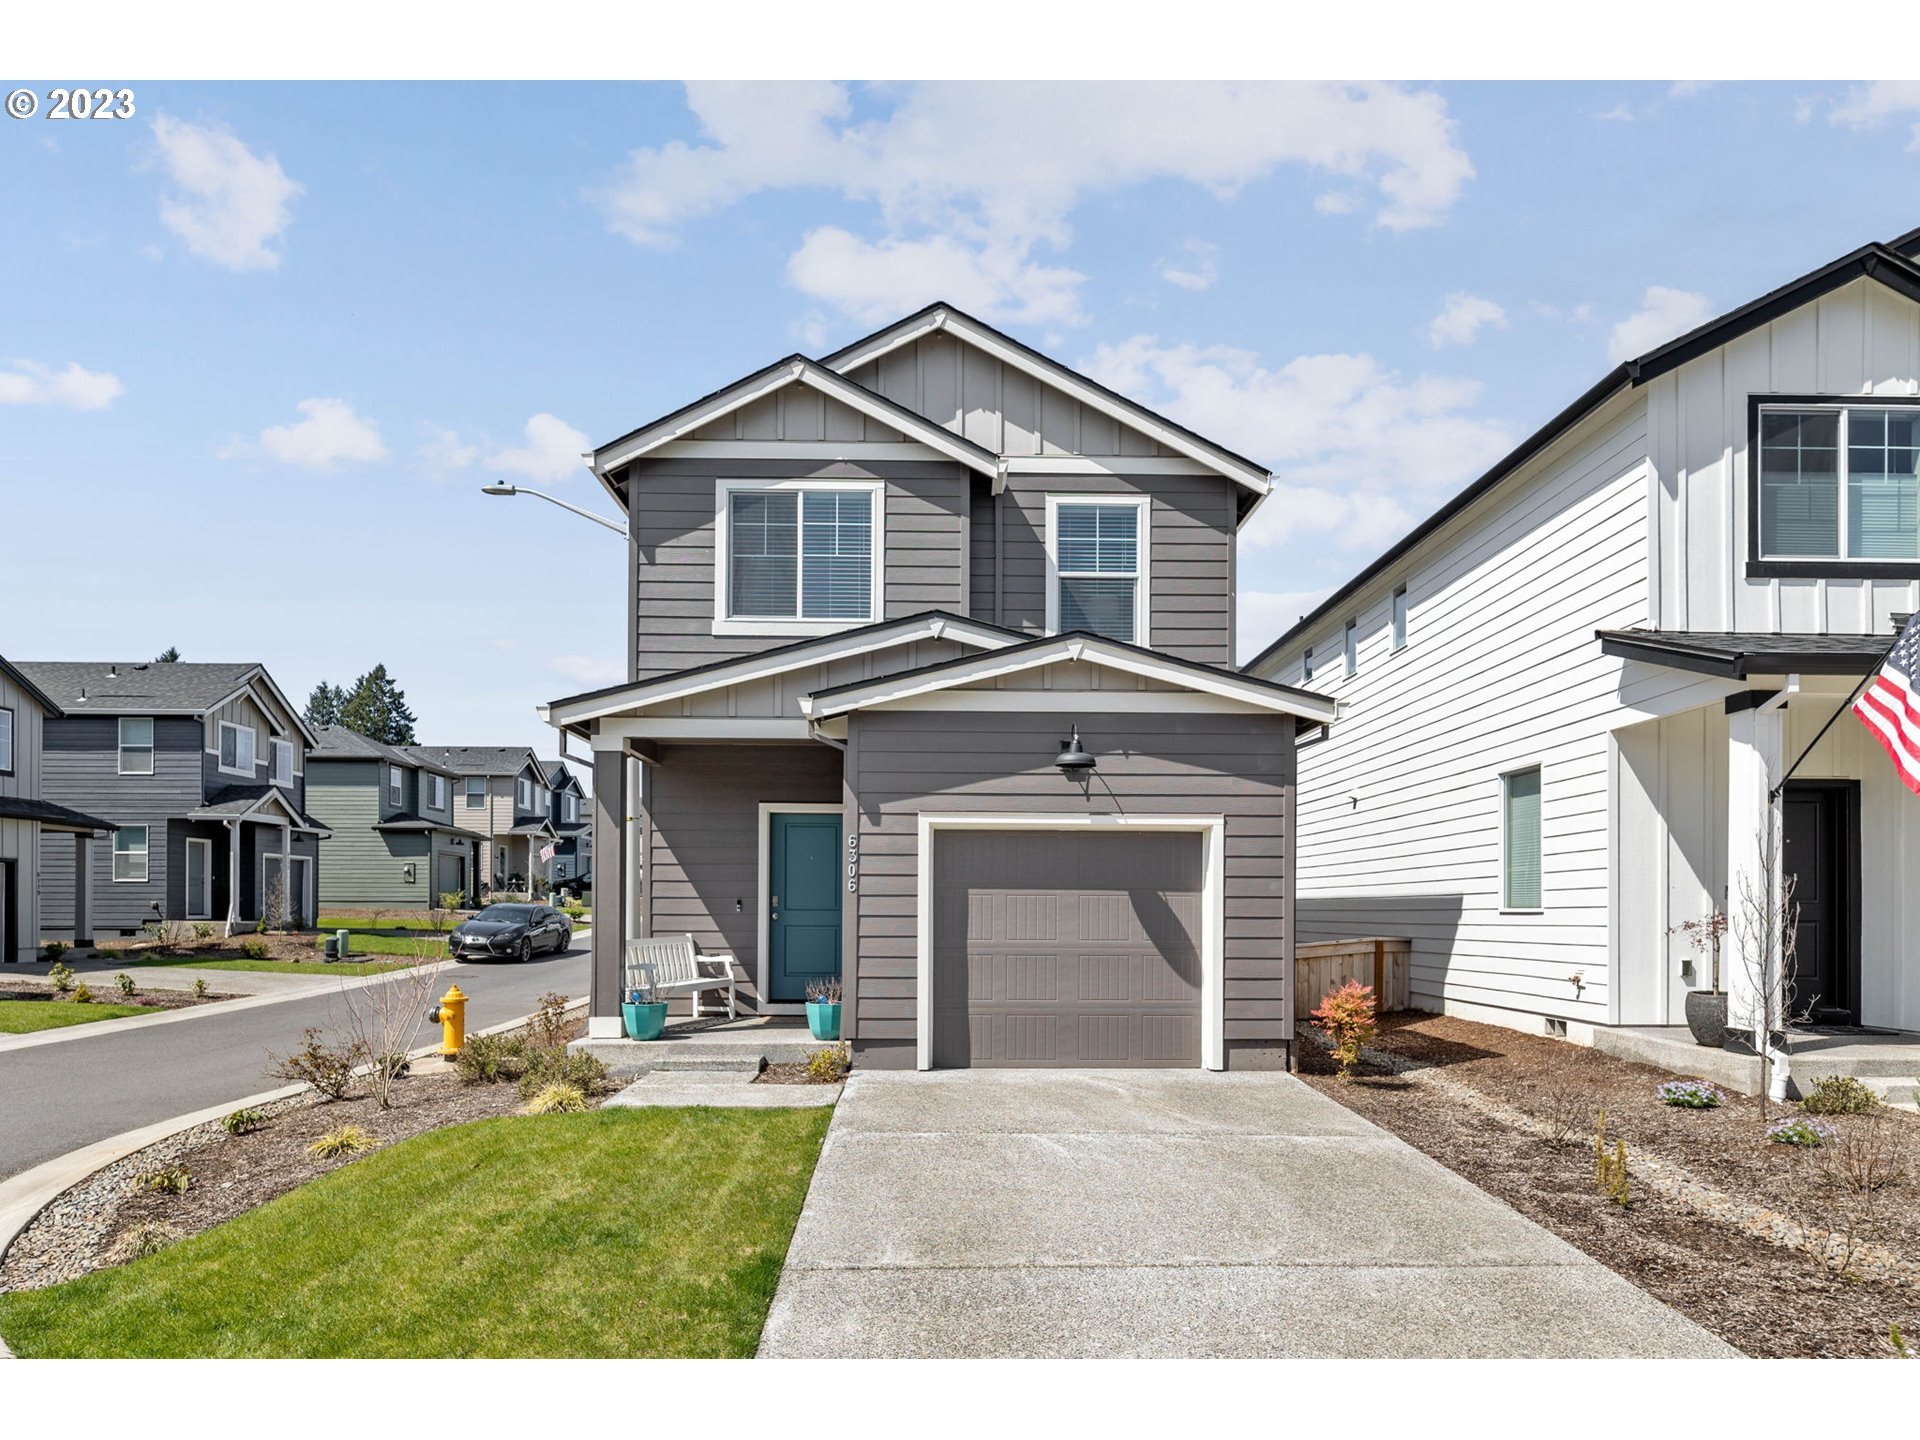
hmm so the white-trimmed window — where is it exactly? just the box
[112,825,149,883]
[218,721,256,776]
[424,773,446,810]
[563,792,578,823]
[517,776,533,811]
[118,716,155,775]
[1045,495,1150,645]
[1757,402,1920,562]
[1343,619,1358,677]
[270,739,295,786]
[1501,766,1543,912]
[388,765,404,806]
[464,777,485,808]
[1391,583,1409,651]
[715,479,881,633]
[0,706,13,775]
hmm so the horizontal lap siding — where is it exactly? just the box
[309,762,437,907]
[845,710,1294,1047]
[0,677,46,960]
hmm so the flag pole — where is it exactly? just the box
[1768,629,1904,803]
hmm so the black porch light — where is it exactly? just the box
[1055,725,1097,775]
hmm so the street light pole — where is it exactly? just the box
[479,483,628,536]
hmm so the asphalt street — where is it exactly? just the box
[0,942,591,1180]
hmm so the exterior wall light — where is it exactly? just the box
[1055,725,1096,774]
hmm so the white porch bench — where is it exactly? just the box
[624,934,738,1020]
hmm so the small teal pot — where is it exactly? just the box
[805,1000,842,1041]
[622,1001,668,1041]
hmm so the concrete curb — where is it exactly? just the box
[0,994,588,1359]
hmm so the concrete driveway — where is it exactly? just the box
[758,1070,1733,1358]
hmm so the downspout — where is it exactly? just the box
[1755,675,1799,1103]
[993,486,1004,627]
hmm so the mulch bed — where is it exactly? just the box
[1300,1012,1920,1359]
[755,1060,843,1085]
[0,984,232,1012]
[91,932,439,967]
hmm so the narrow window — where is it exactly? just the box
[464,777,485,808]
[1391,584,1409,651]
[1343,619,1358,677]
[425,773,445,810]
[517,777,532,810]
[389,765,404,806]
[564,793,578,823]
[118,716,155,775]
[728,486,874,621]
[1051,499,1145,643]
[1302,646,1317,682]
[0,706,13,775]
[113,825,149,882]
[1502,766,1543,910]
[270,739,294,786]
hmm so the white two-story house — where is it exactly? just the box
[1247,228,1920,1046]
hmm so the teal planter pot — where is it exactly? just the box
[622,1001,668,1041]
[805,1001,842,1041]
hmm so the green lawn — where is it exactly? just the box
[0,1107,832,1358]
[0,999,153,1033]
[118,955,413,976]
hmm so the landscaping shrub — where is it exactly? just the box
[241,940,271,961]
[1766,1116,1838,1149]
[109,1222,185,1264]
[114,972,136,999]
[69,981,95,1005]
[191,977,208,999]
[47,961,75,995]
[1657,1079,1725,1109]
[307,1124,375,1159]
[1800,1075,1878,1116]
[805,1042,851,1083]
[41,941,68,962]
[135,1166,190,1196]
[454,1031,533,1085]
[516,1048,612,1100]
[268,1028,364,1101]
[521,1081,588,1115]
[1593,1110,1630,1208]
[192,923,217,942]
[221,1106,269,1136]
[524,992,574,1053]
[1309,980,1377,1079]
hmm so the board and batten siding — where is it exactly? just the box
[842,708,1296,1069]
[1253,392,1653,1027]
[627,638,984,724]
[1647,276,1920,634]
[203,689,306,812]
[0,671,48,961]
[624,458,972,680]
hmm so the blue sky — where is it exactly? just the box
[6,79,1920,754]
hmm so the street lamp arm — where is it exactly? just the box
[480,484,627,536]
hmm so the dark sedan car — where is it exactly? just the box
[449,903,572,963]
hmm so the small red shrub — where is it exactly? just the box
[1309,980,1378,1078]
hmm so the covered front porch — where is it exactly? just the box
[186,786,328,933]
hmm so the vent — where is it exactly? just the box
[1545,1017,1568,1039]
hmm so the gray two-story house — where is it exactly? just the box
[542,303,1334,1071]
[399,746,555,898]
[306,727,488,909]
[20,661,328,937]
[544,758,590,887]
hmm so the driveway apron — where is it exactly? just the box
[758,1069,1734,1358]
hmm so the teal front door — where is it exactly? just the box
[769,811,842,1003]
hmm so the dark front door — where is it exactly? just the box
[769,811,841,1004]
[1781,781,1859,1025]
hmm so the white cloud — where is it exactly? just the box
[786,227,1085,326]
[222,398,386,468]
[0,359,124,410]
[1669,81,1713,100]
[792,311,831,351]
[1425,292,1507,349]
[487,413,591,485]
[1595,102,1638,123]
[418,423,480,475]
[1312,191,1358,215]
[596,82,1472,322]
[1607,286,1714,365]
[1158,238,1219,293]
[1828,81,1920,150]
[149,115,302,271]
[1082,337,1512,556]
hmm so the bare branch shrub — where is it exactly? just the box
[1520,1078,1589,1147]
[338,951,439,1109]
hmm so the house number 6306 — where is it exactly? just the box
[846,833,858,892]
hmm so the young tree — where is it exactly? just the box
[303,680,348,730]
[154,645,182,662]
[1732,829,1805,1111]
[338,664,419,745]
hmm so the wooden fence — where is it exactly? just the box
[1294,937,1412,1016]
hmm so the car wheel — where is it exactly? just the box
[518,937,532,964]
[560,928,572,952]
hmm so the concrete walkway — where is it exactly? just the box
[758,1070,1735,1358]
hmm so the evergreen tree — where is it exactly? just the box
[338,665,418,745]
[303,680,348,730]
[154,646,181,662]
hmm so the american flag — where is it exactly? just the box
[1854,613,1920,797]
[539,843,557,862]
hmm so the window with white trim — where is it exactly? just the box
[113,825,149,883]
[389,765,404,806]
[1391,583,1409,651]
[1502,766,1543,911]
[1343,619,1358,677]
[118,716,155,775]
[464,777,485,808]
[218,721,256,776]
[424,773,446,810]
[517,776,533,811]
[270,739,295,786]
[1302,646,1317,682]
[1758,402,1920,561]
[0,706,13,775]
[1047,496,1148,644]
[563,792,578,823]
[718,481,878,628]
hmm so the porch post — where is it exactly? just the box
[225,818,242,935]
[72,833,93,949]
[588,735,630,1038]
[1725,694,1787,1047]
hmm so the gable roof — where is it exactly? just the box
[399,744,542,779]
[800,630,1336,725]
[14,660,318,746]
[1243,231,1920,676]
[0,653,63,716]
[592,354,1004,484]
[189,783,332,836]
[822,302,1274,500]
[309,725,461,776]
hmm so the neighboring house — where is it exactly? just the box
[0,654,113,962]
[544,758,590,885]
[305,727,489,908]
[542,302,1334,1069]
[1245,228,1920,1042]
[399,745,556,897]
[19,660,328,937]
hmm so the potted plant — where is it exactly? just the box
[1672,911,1728,1047]
[622,976,668,1041]
[805,978,842,1041]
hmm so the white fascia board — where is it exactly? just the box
[858,691,1277,714]
[801,637,1336,723]
[651,441,959,462]
[544,616,1018,728]
[827,310,1270,498]
[595,717,814,741]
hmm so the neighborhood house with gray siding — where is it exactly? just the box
[305,727,489,908]
[398,745,557,899]
[544,303,1334,1071]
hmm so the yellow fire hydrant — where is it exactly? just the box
[429,983,468,1056]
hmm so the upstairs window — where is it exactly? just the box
[1343,619,1358,677]
[270,739,295,786]
[564,792,578,823]
[0,706,14,775]
[1302,646,1318,682]
[517,776,533,811]
[119,717,155,775]
[1048,496,1148,644]
[464,777,485,808]
[720,482,878,628]
[218,721,256,776]
[424,773,446,810]
[1391,584,1409,651]
[1757,402,1920,563]
[1502,766,1543,911]
[389,765,404,806]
